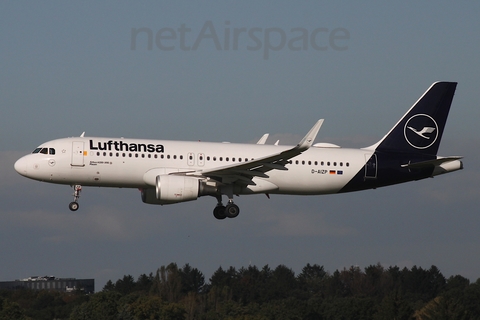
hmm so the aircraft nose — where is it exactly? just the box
[14,156,28,176]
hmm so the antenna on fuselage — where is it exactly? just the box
[80,132,85,137]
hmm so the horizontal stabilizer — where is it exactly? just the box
[401,156,463,169]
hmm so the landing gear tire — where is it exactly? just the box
[225,203,240,218]
[69,202,79,211]
[213,205,226,220]
[70,185,82,212]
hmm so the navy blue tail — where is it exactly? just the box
[374,82,457,156]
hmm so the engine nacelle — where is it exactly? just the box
[141,175,218,205]
[157,174,199,203]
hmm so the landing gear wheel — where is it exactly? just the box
[225,203,240,218]
[70,185,82,211]
[69,202,79,211]
[213,205,226,220]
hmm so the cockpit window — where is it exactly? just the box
[32,147,56,155]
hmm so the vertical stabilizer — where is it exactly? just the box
[370,82,457,156]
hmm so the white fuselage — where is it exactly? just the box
[14,136,371,195]
[12,82,464,218]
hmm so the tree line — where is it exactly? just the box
[1,263,480,319]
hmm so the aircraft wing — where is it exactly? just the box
[184,119,324,184]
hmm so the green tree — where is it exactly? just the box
[180,263,205,294]
[374,292,413,320]
[445,275,470,292]
[268,265,297,300]
[136,273,154,293]
[209,266,238,289]
[151,263,182,303]
[422,278,480,319]
[298,263,327,295]
[115,275,136,295]
[0,297,27,320]
[103,280,115,292]
[69,291,121,320]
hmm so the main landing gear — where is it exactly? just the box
[213,195,240,220]
[69,185,81,211]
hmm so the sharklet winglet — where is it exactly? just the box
[295,119,324,152]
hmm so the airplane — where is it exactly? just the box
[14,82,463,220]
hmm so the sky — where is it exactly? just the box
[1,1,479,290]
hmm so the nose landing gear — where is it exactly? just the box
[69,185,82,211]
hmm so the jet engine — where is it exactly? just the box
[141,175,218,205]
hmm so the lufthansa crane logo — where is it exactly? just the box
[404,114,438,149]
